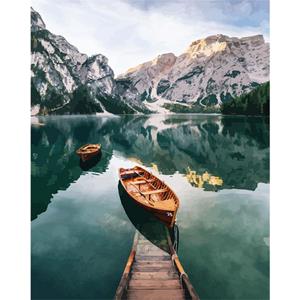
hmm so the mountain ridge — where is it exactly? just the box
[117,34,269,112]
[31,8,269,115]
[117,33,269,113]
[31,7,148,115]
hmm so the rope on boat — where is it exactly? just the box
[172,224,179,253]
[179,272,187,286]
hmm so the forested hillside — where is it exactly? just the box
[221,82,269,115]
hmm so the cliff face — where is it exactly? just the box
[31,8,269,115]
[117,34,269,112]
[31,8,148,115]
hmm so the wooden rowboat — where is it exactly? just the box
[119,166,179,228]
[76,144,101,162]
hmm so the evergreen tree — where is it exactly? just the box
[221,82,269,115]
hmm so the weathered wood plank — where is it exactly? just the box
[141,188,168,195]
[136,251,170,257]
[129,279,182,290]
[136,248,167,254]
[134,261,174,267]
[136,244,168,251]
[133,264,176,269]
[133,261,176,272]
[132,266,176,273]
[137,244,168,249]
[131,271,178,280]
[135,255,170,261]
[136,248,169,254]
[126,289,185,300]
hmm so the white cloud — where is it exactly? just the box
[32,0,268,76]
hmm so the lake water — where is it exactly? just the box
[31,114,269,300]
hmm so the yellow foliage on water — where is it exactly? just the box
[202,171,210,182]
[209,176,223,186]
[193,176,204,188]
[185,167,223,188]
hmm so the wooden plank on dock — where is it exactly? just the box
[126,289,186,300]
[129,279,182,290]
[131,271,178,280]
[115,230,200,300]
[135,255,171,261]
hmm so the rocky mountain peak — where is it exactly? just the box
[31,8,147,115]
[240,34,265,46]
[79,54,115,95]
[117,34,269,110]
[186,34,266,58]
[122,52,177,78]
[186,34,229,57]
[80,54,112,81]
[87,54,109,65]
[31,7,46,32]
[189,34,228,47]
[152,53,177,68]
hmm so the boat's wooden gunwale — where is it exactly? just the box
[119,166,179,207]
[76,143,101,155]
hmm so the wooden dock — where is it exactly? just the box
[115,230,199,300]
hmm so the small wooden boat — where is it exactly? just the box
[76,144,101,162]
[119,166,179,228]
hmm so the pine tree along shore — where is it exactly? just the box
[221,82,269,115]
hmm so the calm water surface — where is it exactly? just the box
[31,114,269,300]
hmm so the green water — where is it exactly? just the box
[31,114,269,300]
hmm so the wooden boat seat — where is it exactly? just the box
[122,170,145,175]
[132,179,155,184]
[141,188,168,195]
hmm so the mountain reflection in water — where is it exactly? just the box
[31,114,269,220]
[31,114,269,300]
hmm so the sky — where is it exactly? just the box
[31,0,269,76]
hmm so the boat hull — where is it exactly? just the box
[76,144,101,162]
[125,191,175,227]
[119,166,179,228]
[78,149,100,162]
